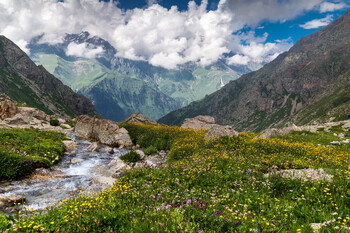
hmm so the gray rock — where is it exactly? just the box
[264,168,332,182]
[60,123,72,129]
[91,175,115,187]
[136,150,145,160]
[124,112,158,125]
[62,140,78,151]
[0,194,25,207]
[205,125,239,140]
[104,147,115,154]
[107,157,131,173]
[181,115,216,130]
[0,96,17,120]
[115,128,133,148]
[71,158,84,164]
[74,115,133,148]
[86,142,99,152]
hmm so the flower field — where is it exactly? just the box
[1,123,350,232]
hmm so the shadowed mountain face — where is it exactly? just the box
[0,35,97,117]
[29,32,260,122]
[159,10,350,132]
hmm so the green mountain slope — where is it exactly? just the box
[29,32,258,121]
[0,35,97,117]
[159,9,350,131]
[79,73,180,121]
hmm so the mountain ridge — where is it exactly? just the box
[159,9,350,131]
[29,32,260,121]
[0,35,97,117]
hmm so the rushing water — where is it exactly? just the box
[0,134,128,210]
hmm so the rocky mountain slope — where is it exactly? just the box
[29,32,259,121]
[0,35,97,117]
[159,9,350,132]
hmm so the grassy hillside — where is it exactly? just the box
[1,123,350,232]
[0,128,66,179]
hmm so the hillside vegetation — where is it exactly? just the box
[159,9,350,131]
[0,128,66,179]
[1,123,350,232]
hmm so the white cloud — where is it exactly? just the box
[66,42,104,59]
[227,38,293,65]
[0,0,326,68]
[299,14,333,29]
[226,54,250,65]
[222,0,323,26]
[319,2,348,13]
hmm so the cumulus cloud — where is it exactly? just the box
[0,0,327,68]
[299,14,334,29]
[226,38,293,65]
[319,2,348,13]
[222,0,323,27]
[66,42,104,59]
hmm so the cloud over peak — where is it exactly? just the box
[0,0,337,68]
[299,14,334,29]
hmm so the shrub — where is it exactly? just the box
[66,119,76,128]
[120,151,140,163]
[50,118,59,126]
[144,145,158,155]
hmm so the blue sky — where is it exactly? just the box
[111,0,349,43]
[0,0,349,68]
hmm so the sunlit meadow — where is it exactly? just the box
[1,123,350,232]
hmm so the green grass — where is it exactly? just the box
[120,151,141,163]
[275,129,350,153]
[0,128,66,179]
[2,123,350,232]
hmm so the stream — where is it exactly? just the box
[0,134,128,210]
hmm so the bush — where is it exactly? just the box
[120,151,141,163]
[66,119,76,128]
[144,145,158,155]
[50,118,59,126]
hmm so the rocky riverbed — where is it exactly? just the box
[0,133,130,210]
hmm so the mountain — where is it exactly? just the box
[0,35,97,117]
[159,9,350,132]
[29,32,260,121]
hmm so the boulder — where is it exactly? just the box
[60,123,72,129]
[91,175,115,187]
[348,129,350,137]
[0,194,25,207]
[136,150,145,160]
[102,146,115,154]
[3,114,30,125]
[17,107,50,121]
[58,118,66,125]
[86,142,99,152]
[71,158,84,164]
[124,112,157,125]
[94,118,120,145]
[107,157,131,173]
[204,125,239,140]
[28,168,66,180]
[74,115,96,140]
[62,140,78,151]
[181,115,216,130]
[2,107,50,126]
[75,115,133,148]
[115,128,133,148]
[0,97,17,120]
